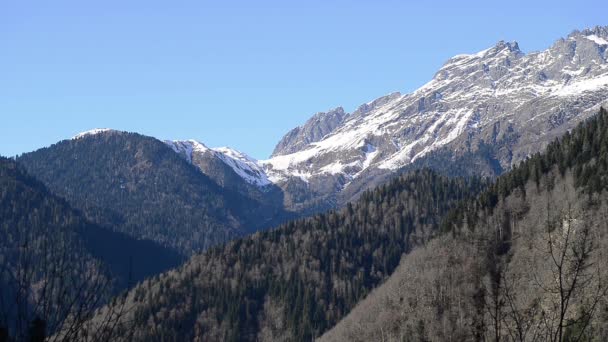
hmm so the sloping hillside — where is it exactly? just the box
[0,157,182,340]
[90,170,485,341]
[322,108,608,341]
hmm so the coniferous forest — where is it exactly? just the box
[0,157,182,341]
[94,169,487,341]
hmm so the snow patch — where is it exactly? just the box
[72,128,113,139]
[554,74,608,97]
[361,144,378,170]
[165,140,210,163]
[586,35,608,46]
[212,147,271,186]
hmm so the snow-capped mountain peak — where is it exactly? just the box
[271,107,348,157]
[165,139,210,163]
[258,26,608,209]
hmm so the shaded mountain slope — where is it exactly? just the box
[17,130,290,254]
[0,157,182,339]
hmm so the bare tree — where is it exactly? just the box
[499,260,544,342]
[533,206,607,341]
[499,202,608,342]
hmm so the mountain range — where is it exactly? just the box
[4,25,608,341]
[43,26,608,216]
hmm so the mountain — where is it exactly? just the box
[0,156,182,288]
[321,108,608,341]
[0,157,182,340]
[94,106,608,342]
[253,26,608,212]
[164,138,293,232]
[17,130,290,255]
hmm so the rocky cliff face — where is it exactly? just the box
[258,26,608,211]
[271,107,347,157]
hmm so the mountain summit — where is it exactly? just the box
[253,25,608,211]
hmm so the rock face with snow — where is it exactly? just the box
[271,107,347,157]
[165,140,271,187]
[254,26,608,211]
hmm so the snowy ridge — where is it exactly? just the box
[585,35,608,46]
[164,140,271,187]
[164,139,210,163]
[260,26,608,186]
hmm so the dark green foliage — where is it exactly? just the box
[497,107,608,196]
[114,169,487,341]
[17,131,290,254]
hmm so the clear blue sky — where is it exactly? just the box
[1,1,606,159]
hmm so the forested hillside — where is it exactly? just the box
[322,107,608,341]
[17,131,290,254]
[0,157,182,341]
[92,169,486,341]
